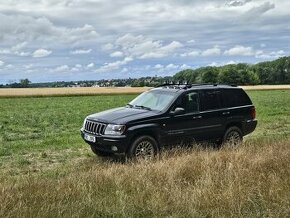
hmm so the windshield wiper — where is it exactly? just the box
[134,105,152,110]
[126,103,133,108]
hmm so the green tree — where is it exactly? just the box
[20,78,31,88]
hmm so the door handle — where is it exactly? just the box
[193,115,202,119]
[222,111,230,115]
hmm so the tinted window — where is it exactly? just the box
[200,90,222,111]
[184,92,199,113]
[172,91,199,113]
[222,89,252,107]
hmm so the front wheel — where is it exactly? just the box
[223,126,243,146]
[127,136,158,160]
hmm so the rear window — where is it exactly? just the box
[200,90,222,111]
[221,89,252,107]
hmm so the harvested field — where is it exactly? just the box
[1,85,290,97]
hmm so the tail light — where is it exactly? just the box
[250,106,256,119]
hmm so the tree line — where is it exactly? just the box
[1,56,290,88]
[174,56,290,85]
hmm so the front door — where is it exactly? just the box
[162,91,204,145]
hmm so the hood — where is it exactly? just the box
[87,107,159,124]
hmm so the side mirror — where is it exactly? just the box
[170,107,185,115]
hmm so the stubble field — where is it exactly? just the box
[0,89,290,217]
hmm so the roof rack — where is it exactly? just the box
[155,83,237,90]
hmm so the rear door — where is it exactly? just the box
[198,89,225,139]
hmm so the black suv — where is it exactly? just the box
[81,84,257,159]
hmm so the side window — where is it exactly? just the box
[222,89,252,108]
[184,92,199,113]
[171,91,199,113]
[200,90,221,111]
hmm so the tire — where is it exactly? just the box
[223,126,243,146]
[127,135,158,160]
[90,145,111,157]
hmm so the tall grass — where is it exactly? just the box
[1,138,289,217]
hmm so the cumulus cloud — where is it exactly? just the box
[110,51,124,57]
[255,50,285,59]
[70,49,92,54]
[96,57,133,73]
[226,0,251,7]
[244,2,275,19]
[0,60,4,66]
[0,13,98,44]
[32,49,52,58]
[114,34,183,59]
[53,65,69,72]
[224,45,254,56]
[0,42,30,56]
[87,63,95,68]
[202,46,221,56]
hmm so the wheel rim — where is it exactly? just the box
[135,140,155,160]
[226,131,241,145]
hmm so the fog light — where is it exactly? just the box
[111,146,118,151]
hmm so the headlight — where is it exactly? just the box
[104,124,126,135]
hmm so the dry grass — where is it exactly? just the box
[1,138,289,217]
[0,87,150,97]
[1,85,290,97]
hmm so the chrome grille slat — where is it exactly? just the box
[84,120,106,135]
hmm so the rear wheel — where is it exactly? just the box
[223,126,243,146]
[127,136,158,160]
[90,145,111,157]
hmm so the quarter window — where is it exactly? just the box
[200,90,221,111]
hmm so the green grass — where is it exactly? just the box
[0,90,290,217]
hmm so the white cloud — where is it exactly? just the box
[202,46,221,56]
[0,60,4,67]
[224,45,254,56]
[180,64,191,69]
[166,64,179,70]
[96,57,133,73]
[187,39,195,43]
[0,14,98,44]
[114,34,183,59]
[209,60,237,67]
[0,42,30,56]
[154,64,163,69]
[70,49,92,54]
[181,50,200,57]
[53,65,69,72]
[87,63,94,68]
[75,64,82,68]
[32,49,52,58]
[110,51,124,58]
[102,43,114,51]
[255,50,285,59]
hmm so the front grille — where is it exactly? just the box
[84,120,107,135]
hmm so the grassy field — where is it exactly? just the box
[0,90,290,217]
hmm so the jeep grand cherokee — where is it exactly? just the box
[81,84,257,159]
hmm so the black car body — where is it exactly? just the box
[81,84,257,158]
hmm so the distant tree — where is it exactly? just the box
[20,78,31,88]
[200,67,219,83]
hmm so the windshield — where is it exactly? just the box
[129,90,177,111]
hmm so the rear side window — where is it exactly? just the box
[222,89,252,107]
[200,90,222,111]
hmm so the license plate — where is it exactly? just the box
[84,134,96,143]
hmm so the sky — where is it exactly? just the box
[0,0,289,84]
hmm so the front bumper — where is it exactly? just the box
[80,129,129,154]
